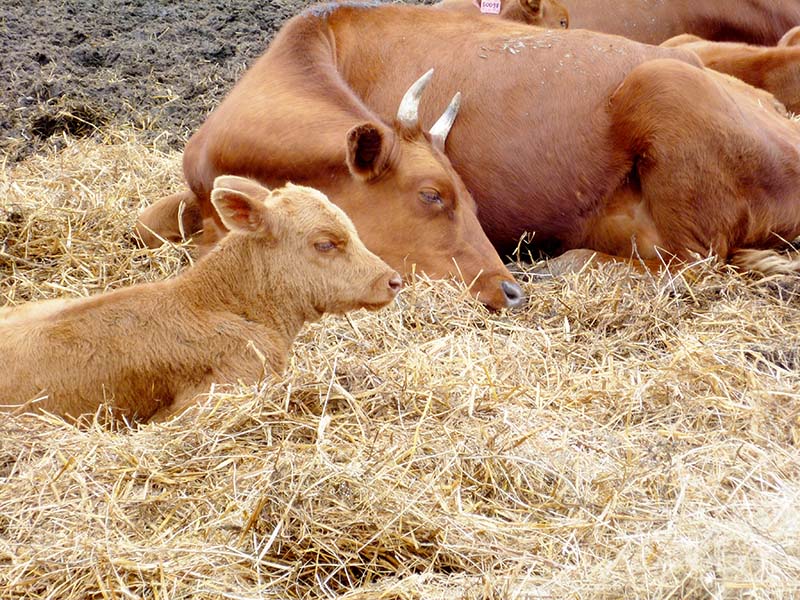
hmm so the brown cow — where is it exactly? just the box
[137,49,524,311]
[434,0,569,29]
[661,34,800,114]
[778,25,800,47]
[1,177,401,424]
[550,0,800,45]
[142,3,800,280]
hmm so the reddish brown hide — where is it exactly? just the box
[141,3,800,282]
[310,5,800,270]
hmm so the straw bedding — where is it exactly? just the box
[1,129,799,599]
[3,3,800,594]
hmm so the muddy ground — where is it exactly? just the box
[1,0,427,163]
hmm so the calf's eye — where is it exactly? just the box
[314,240,337,253]
[560,18,568,28]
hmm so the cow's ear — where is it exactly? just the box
[346,123,394,181]
[211,187,271,234]
[524,0,542,16]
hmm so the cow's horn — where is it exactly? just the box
[429,92,461,151]
[397,68,435,129]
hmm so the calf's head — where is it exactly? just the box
[334,69,524,310]
[211,176,402,317]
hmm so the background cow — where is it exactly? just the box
[220,5,800,269]
[473,0,800,45]
[1,177,401,424]
[435,0,569,29]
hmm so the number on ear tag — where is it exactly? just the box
[480,0,501,14]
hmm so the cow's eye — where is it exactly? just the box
[560,17,568,28]
[314,240,337,253]
[419,190,444,207]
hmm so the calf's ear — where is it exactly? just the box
[213,175,270,198]
[211,187,271,234]
[346,123,395,181]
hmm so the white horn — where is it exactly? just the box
[429,92,461,151]
[396,68,435,130]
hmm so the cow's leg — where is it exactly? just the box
[135,191,204,247]
[594,58,800,271]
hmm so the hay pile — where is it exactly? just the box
[1,131,800,599]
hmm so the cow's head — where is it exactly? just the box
[331,70,524,311]
[504,0,569,28]
[210,176,402,319]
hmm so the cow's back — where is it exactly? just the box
[561,0,800,45]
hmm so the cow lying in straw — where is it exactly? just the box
[0,176,401,424]
[139,2,800,280]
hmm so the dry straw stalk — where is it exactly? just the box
[1,130,800,599]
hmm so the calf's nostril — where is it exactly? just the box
[388,273,403,292]
[501,280,525,307]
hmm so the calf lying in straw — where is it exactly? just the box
[0,176,401,423]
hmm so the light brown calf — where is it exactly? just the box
[0,177,401,424]
[661,34,800,114]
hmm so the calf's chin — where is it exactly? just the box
[317,267,402,315]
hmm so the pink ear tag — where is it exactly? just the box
[479,0,501,14]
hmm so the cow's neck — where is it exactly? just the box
[324,8,400,99]
[318,6,456,119]
[214,10,386,193]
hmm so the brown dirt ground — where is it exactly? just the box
[0,0,344,162]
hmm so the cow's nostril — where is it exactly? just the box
[501,280,525,308]
[388,273,403,292]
